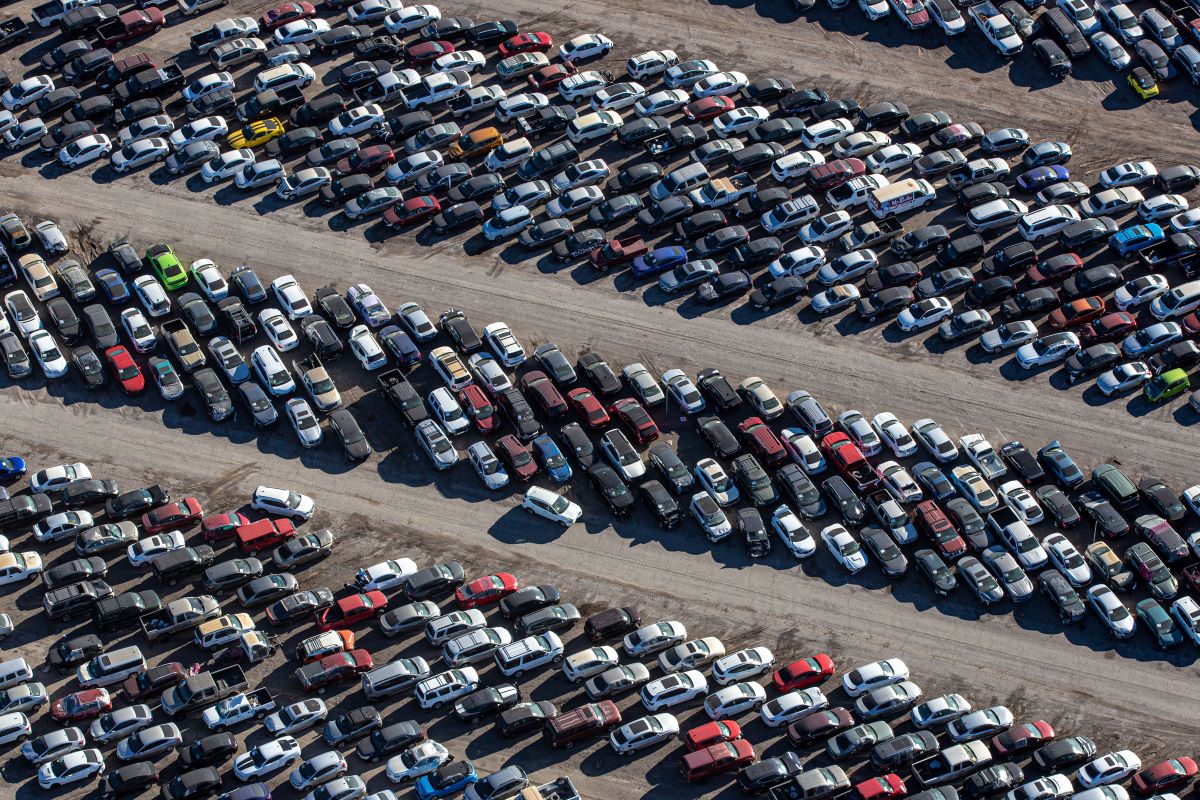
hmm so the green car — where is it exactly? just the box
[145,243,188,290]
[1135,599,1183,649]
[1143,368,1190,403]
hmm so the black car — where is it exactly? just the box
[749,118,807,144]
[862,526,909,576]
[552,228,606,261]
[964,276,1016,309]
[160,768,221,800]
[729,142,785,171]
[193,368,234,422]
[917,268,975,299]
[466,19,518,45]
[1079,491,1129,538]
[1039,569,1086,623]
[495,701,556,737]
[1062,264,1122,299]
[61,478,118,508]
[777,87,829,115]
[963,763,1025,799]
[914,148,967,178]
[696,369,741,411]
[63,95,115,125]
[639,480,682,529]
[647,444,693,495]
[0,494,52,529]
[100,761,158,799]
[202,558,263,593]
[1139,477,1187,522]
[914,548,957,595]
[1060,217,1117,250]
[610,162,662,193]
[945,497,989,549]
[636,194,694,229]
[557,423,595,468]
[421,16,474,41]
[675,209,728,241]
[356,35,402,60]
[617,115,669,147]
[578,353,621,395]
[179,733,237,769]
[338,59,389,90]
[302,317,344,361]
[745,77,796,104]
[958,181,1009,210]
[588,193,643,226]
[697,415,740,459]
[863,262,920,295]
[750,276,807,310]
[985,242,1037,276]
[47,633,103,671]
[404,561,465,599]
[1033,38,1072,77]
[900,111,952,140]
[1033,736,1097,771]
[431,201,483,234]
[1157,164,1200,192]
[329,409,371,461]
[729,237,784,269]
[319,174,374,207]
[499,585,561,619]
[46,297,81,344]
[871,730,940,769]
[891,225,949,259]
[518,219,573,249]
[736,507,771,557]
[999,441,1044,483]
[72,345,107,388]
[265,127,323,159]
[737,753,804,794]
[1148,340,1200,374]
[588,463,634,516]
[265,586,334,623]
[356,721,425,762]
[516,603,580,636]
[325,707,382,745]
[217,297,256,343]
[315,24,371,53]
[64,49,114,87]
[312,286,356,329]
[1036,486,1080,528]
[735,188,792,221]
[697,270,751,303]
[1064,344,1121,384]
[113,98,163,129]
[105,484,169,519]
[999,287,1059,319]
[446,173,506,205]
[858,287,914,322]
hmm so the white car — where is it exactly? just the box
[282,398,319,447]
[558,33,614,63]
[658,638,726,674]
[132,275,170,317]
[252,485,316,520]
[6,290,42,337]
[90,706,153,745]
[911,693,972,728]
[427,387,469,435]
[695,458,738,506]
[169,116,228,149]
[713,106,769,139]
[434,50,485,74]
[387,150,444,184]
[842,658,909,697]
[640,670,707,711]
[800,210,854,244]
[290,751,347,790]
[703,682,767,720]
[30,463,91,494]
[627,49,679,80]
[760,687,829,728]
[867,143,923,174]
[384,4,440,34]
[126,531,185,566]
[264,699,328,736]
[3,75,54,112]
[782,429,825,474]
[591,82,646,111]
[860,0,891,19]
[1044,533,1091,586]
[495,92,549,123]
[259,308,298,352]
[354,559,418,593]
[1090,31,1131,68]
[22,727,84,764]
[609,713,679,755]
[189,258,228,302]
[494,180,553,213]
[273,19,330,45]
[959,434,1007,481]
[878,462,922,504]
[201,148,255,183]
[690,492,731,540]
[834,131,890,159]
[997,522,1047,570]
[271,275,312,320]
[348,325,386,371]
[521,486,580,526]
[468,442,509,490]
[771,505,816,557]
[948,706,1014,742]
[1113,274,1169,311]
[234,736,301,781]
[276,167,332,200]
[1016,331,1082,369]
[397,302,436,341]
[329,104,385,137]
[897,297,954,332]
[623,621,687,658]
[59,134,112,168]
[386,741,450,783]
[0,551,42,583]
[347,0,404,22]
[911,418,959,463]
[116,723,182,761]
[110,137,170,172]
[559,72,609,102]
[563,646,620,683]
[1099,160,1157,188]
[29,330,67,379]
[635,89,689,117]
[867,413,915,459]
[1086,586,1136,639]
[768,246,826,280]
[998,480,1044,523]
[1138,194,1187,222]
[836,410,881,455]
[659,369,704,413]
[118,115,175,147]
[38,748,104,789]
[712,647,774,685]
[33,510,93,543]
[803,118,855,149]
[822,524,867,573]
[692,71,748,99]
[1077,751,1142,788]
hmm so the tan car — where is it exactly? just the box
[161,319,206,373]
[293,354,341,411]
[19,254,58,301]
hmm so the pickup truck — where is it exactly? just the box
[190,16,258,56]
[523,777,581,800]
[161,319,206,373]
[293,353,341,411]
[589,235,648,272]
[821,432,880,492]
[95,8,163,48]
[113,63,184,103]
[644,124,706,160]
[1138,231,1200,275]
[687,173,756,209]
[517,105,577,138]
[378,369,429,427]
[986,505,1031,542]
[33,0,97,27]
[838,219,901,252]
[236,86,304,123]
[161,664,247,719]
[401,70,471,110]
[912,741,992,787]
[140,594,222,642]
[200,687,275,731]
[0,17,31,48]
[960,434,1007,481]
[967,1,1023,57]
[1158,0,1200,45]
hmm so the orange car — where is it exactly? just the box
[1048,296,1105,329]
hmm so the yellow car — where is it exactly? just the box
[227,118,285,149]
[1128,67,1159,100]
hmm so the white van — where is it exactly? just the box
[0,712,30,745]
[77,646,146,688]
[868,178,937,218]
[1151,280,1200,320]
[0,658,34,691]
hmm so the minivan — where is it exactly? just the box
[254,64,315,94]
[649,163,710,202]
[1042,8,1089,58]
[0,658,34,691]
[251,345,295,396]
[494,632,564,677]
[77,646,146,688]
[151,545,215,585]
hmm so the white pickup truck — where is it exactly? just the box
[967,1,1024,57]
[32,0,97,27]
[201,688,276,731]
[686,173,756,209]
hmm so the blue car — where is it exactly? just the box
[415,761,478,800]
[0,456,26,479]
[1109,223,1164,257]
[531,434,572,484]
[1015,165,1069,192]
[1037,440,1085,489]
[95,268,131,305]
[630,245,687,278]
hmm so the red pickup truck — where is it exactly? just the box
[95,7,163,48]
[821,432,880,492]
[589,235,648,272]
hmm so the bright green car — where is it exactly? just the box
[145,244,188,290]
[1144,368,1190,403]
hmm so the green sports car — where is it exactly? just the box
[145,243,188,290]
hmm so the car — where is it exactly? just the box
[624,621,688,658]
[822,524,867,573]
[856,682,923,720]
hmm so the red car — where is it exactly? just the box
[201,511,251,542]
[610,398,659,445]
[121,662,187,702]
[260,1,315,29]
[808,158,866,191]
[680,740,756,782]
[684,720,742,752]
[335,144,395,177]
[455,572,519,608]
[1183,311,1200,337]
[1131,758,1198,795]
[992,720,1055,756]
[316,591,387,630]
[589,235,648,272]
[739,417,785,465]
[498,31,553,58]
[856,774,907,800]
[519,371,568,418]
[1047,296,1105,329]
[105,345,144,394]
[914,500,966,558]
[772,653,835,692]
[495,435,538,481]
[683,95,735,122]
[567,388,610,429]
[527,63,576,91]
[51,688,111,722]
[141,497,203,535]
[458,385,499,434]
[1081,311,1138,344]
[383,195,441,228]
[405,40,454,65]
[295,649,373,692]
[1025,253,1082,286]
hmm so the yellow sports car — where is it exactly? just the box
[1128,67,1159,100]
[227,118,286,149]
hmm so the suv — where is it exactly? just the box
[494,632,565,677]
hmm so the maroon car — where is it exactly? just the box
[683,96,735,122]
[383,195,441,228]
[1131,758,1198,795]
[121,662,187,702]
[992,720,1055,756]
[808,158,866,191]
[914,500,966,559]
[295,649,373,693]
[498,31,552,58]
[1025,253,1083,286]
[495,435,538,480]
[334,144,396,177]
[1080,311,1137,344]
[141,497,203,535]
[260,1,316,29]
[405,40,454,65]
[519,371,568,418]
[610,398,659,445]
[527,63,576,91]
